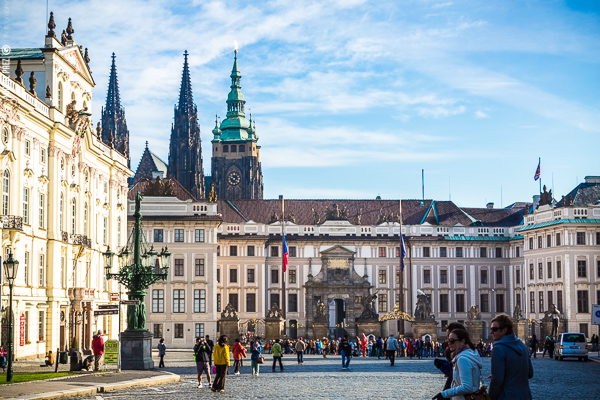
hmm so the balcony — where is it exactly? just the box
[2,215,23,230]
[71,234,92,248]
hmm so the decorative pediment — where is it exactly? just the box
[320,244,356,257]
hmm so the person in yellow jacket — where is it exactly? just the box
[211,335,230,392]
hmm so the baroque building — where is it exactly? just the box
[0,14,131,359]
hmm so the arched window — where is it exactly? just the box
[58,82,63,112]
[2,169,9,215]
[59,193,64,231]
[83,202,88,235]
[71,198,76,235]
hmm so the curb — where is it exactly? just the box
[589,357,600,365]
[8,373,181,400]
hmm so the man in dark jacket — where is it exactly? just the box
[205,334,214,365]
[489,314,533,400]
[194,337,212,388]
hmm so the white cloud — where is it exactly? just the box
[475,110,488,118]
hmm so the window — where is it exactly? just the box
[24,311,29,342]
[231,145,237,152]
[173,289,185,313]
[456,247,463,258]
[271,269,279,284]
[576,232,586,245]
[247,246,255,257]
[496,294,505,312]
[440,247,447,257]
[195,259,205,276]
[480,270,488,284]
[516,293,521,308]
[548,291,553,308]
[547,262,552,279]
[217,293,221,312]
[153,324,163,339]
[174,229,184,242]
[539,292,544,313]
[38,254,45,286]
[516,269,521,285]
[439,294,449,312]
[174,323,184,339]
[223,145,228,152]
[195,229,205,242]
[174,259,184,276]
[538,263,543,279]
[577,260,587,278]
[378,294,388,313]
[530,264,534,280]
[529,237,534,250]
[248,268,255,283]
[152,289,164,313]
[495,248,502,258]
[516,246,520,257]
[59,193,64,231]
[456,270,464,284]
[103,217,108,245]
[597,260,600,279]
[229,293,239,311]
[216,269,220,283]
[289,246,297,257]
[423,247,430,257]
[456,293,465,312]
[38,311,44,341]
[194,289,206,313]
[423,270,431,284]
[289,270,296,284]
[71,198,76,234]
[40,147,46,164]
[378,270,387,284]
[25,139,30,155]
[38,193,45,228]
[546,235,551,248]
[480,294,489,312]
[246,293,256,313]
[379,247,387,257]
[480,247,487,258]
[440,270,447,284]
[530,292,535,313]
[288,293,298,312]
[271,246,279,257]
[557,260,562,278]
[58,82,63,111]
[556,233,561,246]
[557,290,563,312]
[23,251,29,286]
[597,232,600,245]
[496,270,503,284]
[230,268,238,283]
[154,229,163,242]
[229,246,237,256]
[580,324,589,338]
[577,290,589,313]
[396,270,400,284]
[23,187,29,224]
[195,323,205,339]
[538,236,542,248]
[270,293,280,309]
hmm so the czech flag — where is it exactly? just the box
[534,160,541,181]
[400,234,407,271]
[283,235,289,273]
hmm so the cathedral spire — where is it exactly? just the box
[101,53,130,165]
[226,50,246,119]
[178,50,194,114]
[105,53,121,112]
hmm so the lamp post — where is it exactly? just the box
[3,250,19,383]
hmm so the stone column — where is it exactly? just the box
[412,321,439,342]
[514,319,527,343]
[355,318,382,338]
[265,317,285,342]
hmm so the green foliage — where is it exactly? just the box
[0,372,73,384]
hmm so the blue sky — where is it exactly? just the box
[5,0,600,206]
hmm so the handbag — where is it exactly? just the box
[464,385,491,400]
[256,356,264,364]
[211,365,217,374]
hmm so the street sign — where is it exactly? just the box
[97,304,119,310]
[110,292,119,302]
[94,309,119,316]
[104,340,119,364]
[121,300,141,305]
[592,304,600,326]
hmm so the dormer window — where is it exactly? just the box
[231,145,237,153]
[223,145,229,153]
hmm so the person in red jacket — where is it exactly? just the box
[92,330,104,371]
[232,338,247,375]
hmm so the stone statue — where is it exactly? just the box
[221,303,238,320]
[267,303,283,319]
[269,212,279,224]
[315,300,326,318]
[513,304,523,320]
[467,305,481,321]
[45,85,52,99]
[66,100,79,125]
[15,59,24,86]
[539,185,552,206]
[355,209,362,225]
[207,181,217,203]
[61,29,67,45]
[288,213,296,224]
[312,208,320,225]
[414,290,434,321]
[28,71,37,95]
[543,303,562,338]
[360,293,378,319]
[108,129,114,147]
[96,122,102,139]
[377,208,386,225]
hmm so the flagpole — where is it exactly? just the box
[398,197,405,336]
[281,195,286,336]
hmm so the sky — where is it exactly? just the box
[4,0,600,207]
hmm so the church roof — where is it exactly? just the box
[128,177,198,202]
[132,142,168,185]
[556,176,600,207]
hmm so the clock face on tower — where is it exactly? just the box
[227,171,241,186]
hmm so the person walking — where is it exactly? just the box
[211,335,230,393]
[158,338,166,368]
[340,334,352,370]
[375,337,383,359]
[295,338,306,365]
[250,340,262,376]
[488,314,533,400]
[271,338,284,372]
[432,329,483,400]
[529,334,538,359]
[205,335,214,365]
[194,337,212,388]
[542,336,552,358]
[92,330,104,372]
[386,334,399,366]
[232,338,246,375]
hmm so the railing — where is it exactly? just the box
[71,234,92,248]
[0,73,50,117]
[61,231,69,242]
[1,215,23,230]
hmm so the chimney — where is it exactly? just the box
[532,195,540,209]
[486,202,494,209]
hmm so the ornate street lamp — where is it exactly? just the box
[3,250,19,383]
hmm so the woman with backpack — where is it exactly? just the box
[211,335,230,393]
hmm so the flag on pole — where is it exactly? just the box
[283,235,289,273]
[534,160,541,181]
[400,234,407,271]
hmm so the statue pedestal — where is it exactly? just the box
[515,319,527,343]
[312,320,329,340]
[265,317,285,341]
[220,318,240,341]
[412,321,438,342]
[355,318,381,338]
[121,330,154,370]
[466,320,486,342]
[540,318,567,340]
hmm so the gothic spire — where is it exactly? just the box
[178,50,194,114]
[101,53,130,165]
[105,53,121,112]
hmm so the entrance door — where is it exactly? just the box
[289,319,298,339]
[334,299,346,338]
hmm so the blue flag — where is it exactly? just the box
[400,234,406,271]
